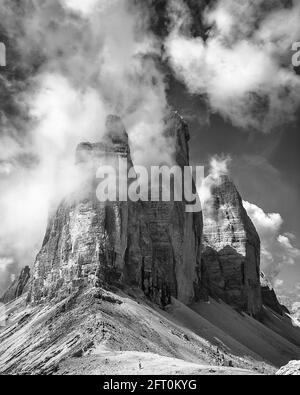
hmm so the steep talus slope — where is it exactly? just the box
[0,289,272,375]
[1,287,300,375]
[192,299,300,368]
[201,175,262,315]
[259,306,300,349]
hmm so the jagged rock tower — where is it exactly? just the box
[201,175,262,316]
[29,113,203,306]
[142,113,203,306]
[29,115,141,302]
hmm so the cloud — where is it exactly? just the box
[209,155,232,180]
[274,278,284,288]
[244,201,300,281]
[0,0,170,294]
[0,162,14,175]
[165,0,300,132]
[198,155,231,205]
[62,0,102,16]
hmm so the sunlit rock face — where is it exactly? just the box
[29,113,203,306]
[29,115,149,303]
[142,113,203,306]
[201,175,262,316]
[276,361,300,375]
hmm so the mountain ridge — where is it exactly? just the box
[0,112,299,375]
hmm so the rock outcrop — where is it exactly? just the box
[29,113,202,306]
[276,360,300,375]
[201,175,262,316]
[0,266,30,304]
[260,272,287,316]
[291,303,300,323]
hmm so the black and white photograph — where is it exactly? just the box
[0,0,300,379]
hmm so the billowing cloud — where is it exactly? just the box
[0,0,170,294]
[0,0,299,297]
[244,201,300,281]
[274,278,284,288]
[198,155,232,205]
[62,0,102,16]
[165,0,300,132]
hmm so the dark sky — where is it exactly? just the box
[168,78,300,290]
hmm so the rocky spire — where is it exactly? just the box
[142,112,203,306]
[29,115,141,303]
[28,113,203,306]
[201,175,262,316]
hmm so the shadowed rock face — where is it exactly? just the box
[201,175,262,316]
[260,272,288,316]
[29,113,202,306]
[0,266,30,304]
[142,113,203,306]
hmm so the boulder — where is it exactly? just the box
[276,360,300,375]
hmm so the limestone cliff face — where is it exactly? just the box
[142,113,203,306]
[29,113,202,306]
[29,115,150,303]
[201,175,262,315]
[0,266,30,304]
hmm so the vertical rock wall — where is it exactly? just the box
[29,115,141,302]
[143,113,203,306]
[29,114,202,306]
[201,175,262,315]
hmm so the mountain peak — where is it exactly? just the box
[201,176,262,315]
